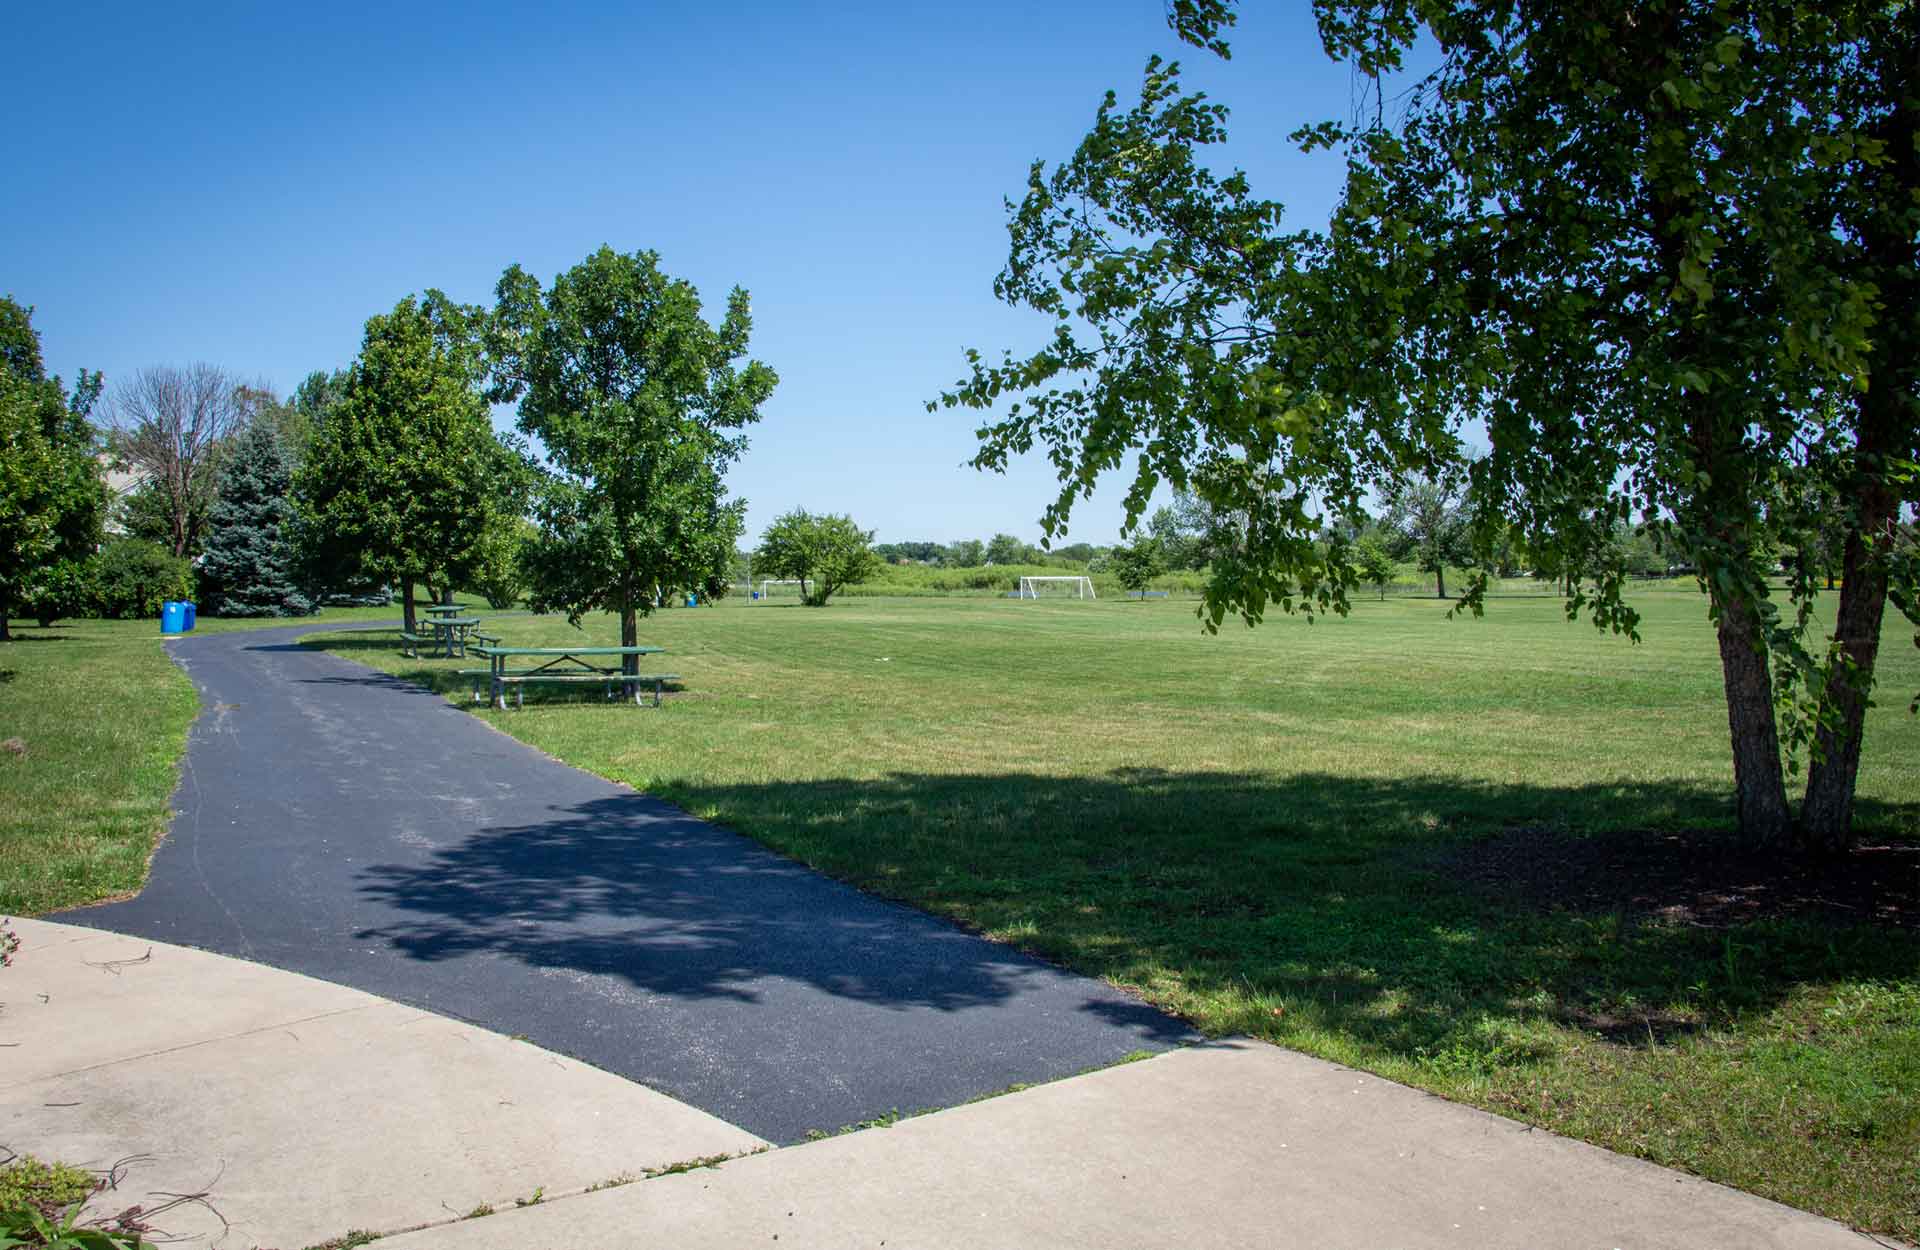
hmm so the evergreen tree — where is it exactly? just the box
[200,422,312,617]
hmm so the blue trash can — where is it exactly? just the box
[751,591,760,601]
[160,601,186,634]
[686,594,698,608]
[182,602,197,631]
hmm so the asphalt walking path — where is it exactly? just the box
[58,623,1194,1145]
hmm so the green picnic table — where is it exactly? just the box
[426,616,483,658]
[466,645,679,709]
[420,603,466,618]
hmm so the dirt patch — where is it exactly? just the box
[1439,827,1920,930]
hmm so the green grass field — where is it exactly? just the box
[6,590,1917,1235]
[307,589,1920,1238]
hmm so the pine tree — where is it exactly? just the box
[200,422,312,617]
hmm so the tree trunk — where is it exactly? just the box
[401,579,416,634]
[620,589,639,677]
[1800,512,1892,852]
[1803,65,1918,853]
[1434,566,1446,599]
[1713,594,1794,844]
[0,605,11,642]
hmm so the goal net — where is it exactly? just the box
[1017,576,1096,600]
[755,578,805,602]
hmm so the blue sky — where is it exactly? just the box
[6,2,1366,546]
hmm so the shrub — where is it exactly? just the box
[90,538,191,619]
[20,557,98,626]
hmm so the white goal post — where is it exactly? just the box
[1017,575,1096,600]
[755,578,805,601]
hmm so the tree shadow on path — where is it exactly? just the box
[352,790,1190,1037]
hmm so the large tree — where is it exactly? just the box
[938,1,1916,852]
[107,363,250,559]
[0,298,106,637]
[489,247,775,673]
[296,294,522,632]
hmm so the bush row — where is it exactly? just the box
[24,539,194,623]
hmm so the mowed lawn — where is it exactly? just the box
[307,589,1920,1237]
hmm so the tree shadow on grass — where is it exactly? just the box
[636,769,1920,1062]
[350,789,1190,1038]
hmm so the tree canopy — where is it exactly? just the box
[936,0,1917,850]
[757,509,881,606]
[0,298,105,639]
[295,293,522,630]
[489,246,775,671]
[1380,472,1470,599]
[1111,535,1167,595]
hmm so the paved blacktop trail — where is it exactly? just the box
[60,623,1195,1143]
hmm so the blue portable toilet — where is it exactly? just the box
[160,601,186,634]
[182,602,197,630]
[686,593,698,608]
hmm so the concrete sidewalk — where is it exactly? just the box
[3,918,1884,1250]
[380,1041,1878,1250]
[0,918,766,1248]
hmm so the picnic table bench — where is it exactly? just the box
[464,645,679,709]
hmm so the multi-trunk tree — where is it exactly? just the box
[938,0,1916,852]
[489,247,776,674]
[756,509,881,606]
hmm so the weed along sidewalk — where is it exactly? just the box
[0,918,766,1249]
[1,919,1873,1250]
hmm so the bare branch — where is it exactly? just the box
[106,364,252,557]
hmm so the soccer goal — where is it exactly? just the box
[755,578,805,602]
[1017,575,1096,600]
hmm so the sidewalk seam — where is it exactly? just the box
[0,1003,382,1090]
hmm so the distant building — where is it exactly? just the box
[98,452,148,536]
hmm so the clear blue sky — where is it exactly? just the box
[5,2,1366,547]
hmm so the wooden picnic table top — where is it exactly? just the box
[428,616,483,628]
[472,645,663,657]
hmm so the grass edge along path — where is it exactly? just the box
[0,608,402,916]
[305,593,1920,1241]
